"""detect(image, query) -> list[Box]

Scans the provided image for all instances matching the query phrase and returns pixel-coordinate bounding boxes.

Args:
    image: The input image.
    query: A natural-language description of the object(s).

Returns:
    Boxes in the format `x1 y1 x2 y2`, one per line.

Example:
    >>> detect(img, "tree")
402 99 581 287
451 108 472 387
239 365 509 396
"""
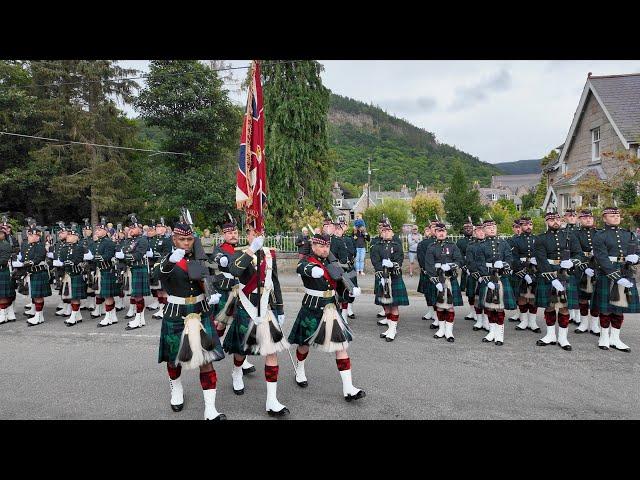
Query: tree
363 199 409 233
521 191 536 211
488 203 515 235
443 163 485 231
496 198 517 215
287 206 327 233
260 60 332 230
411 193 444 229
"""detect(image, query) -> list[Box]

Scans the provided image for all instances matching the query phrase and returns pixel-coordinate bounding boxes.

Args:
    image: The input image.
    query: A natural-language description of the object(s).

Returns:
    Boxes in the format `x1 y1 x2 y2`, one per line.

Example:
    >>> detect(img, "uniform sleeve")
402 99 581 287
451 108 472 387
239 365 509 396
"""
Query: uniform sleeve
424 244 437 278
500 241 513 269
452 244 463 268
29 243 47 264
370 245 382 272
127 237 148 262
593 230 621 279
229 250 254 277
534 236 555 276
570 232 584 267
270 254 284 316
392 240 404 267
476 245 490 277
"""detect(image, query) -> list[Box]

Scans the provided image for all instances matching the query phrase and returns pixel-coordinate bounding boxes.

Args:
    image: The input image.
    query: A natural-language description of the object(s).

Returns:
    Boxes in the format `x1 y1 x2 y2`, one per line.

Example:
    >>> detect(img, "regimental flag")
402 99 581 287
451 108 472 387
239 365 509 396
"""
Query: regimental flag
236 60 267 234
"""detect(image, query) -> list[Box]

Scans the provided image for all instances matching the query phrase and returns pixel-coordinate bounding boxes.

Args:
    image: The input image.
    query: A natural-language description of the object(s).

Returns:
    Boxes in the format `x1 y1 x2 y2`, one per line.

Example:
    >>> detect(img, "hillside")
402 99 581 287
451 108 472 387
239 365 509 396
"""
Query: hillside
494 159 542 175
327 93 501 191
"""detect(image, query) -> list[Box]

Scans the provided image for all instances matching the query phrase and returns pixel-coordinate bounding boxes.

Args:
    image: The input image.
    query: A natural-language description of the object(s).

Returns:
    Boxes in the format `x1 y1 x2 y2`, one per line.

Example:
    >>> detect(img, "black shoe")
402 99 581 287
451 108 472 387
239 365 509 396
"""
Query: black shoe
434 334 443 339
7 318 16 323
590 331 600 336
24 313 36 318
206 414 227 420
171 403 184 412
598 345 609 350
536 340 556 346
242 366 256 375
267 407 290 417
560 344 572 351
348 314 356 319
472 326 482 331
508 317 519 322
125 314 136 319
610 345 630 352
482 338 492 343
379 333 387 338
429 324 438 329
116 307 124 312
529 327 541 333
233 388 244 395
446 337 455 343
515 325 527 331
296 380 308 388
495 341 503 346
376 320 387 326
385 336 394 342
376 312 386 318
464 315 474 320
345 390 366 402
574 328 587 334
124 324 142 331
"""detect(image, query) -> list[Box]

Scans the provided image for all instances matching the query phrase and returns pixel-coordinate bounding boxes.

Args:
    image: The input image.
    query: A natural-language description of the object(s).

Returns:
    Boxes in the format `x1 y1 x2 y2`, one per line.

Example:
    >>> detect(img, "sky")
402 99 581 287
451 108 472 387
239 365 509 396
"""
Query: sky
118 60 640 165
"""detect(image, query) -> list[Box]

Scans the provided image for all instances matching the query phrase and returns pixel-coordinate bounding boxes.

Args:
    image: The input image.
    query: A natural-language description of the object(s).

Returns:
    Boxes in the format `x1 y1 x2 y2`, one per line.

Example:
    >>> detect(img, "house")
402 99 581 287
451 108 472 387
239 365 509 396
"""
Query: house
331 182 418 222
473 181 524 211
542 72 640 213
491 174 540 195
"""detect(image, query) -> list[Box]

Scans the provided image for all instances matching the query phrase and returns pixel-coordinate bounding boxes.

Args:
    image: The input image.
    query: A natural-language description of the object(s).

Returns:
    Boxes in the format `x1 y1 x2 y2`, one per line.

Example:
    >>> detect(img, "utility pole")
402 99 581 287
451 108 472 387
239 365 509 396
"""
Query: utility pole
367 157 379 210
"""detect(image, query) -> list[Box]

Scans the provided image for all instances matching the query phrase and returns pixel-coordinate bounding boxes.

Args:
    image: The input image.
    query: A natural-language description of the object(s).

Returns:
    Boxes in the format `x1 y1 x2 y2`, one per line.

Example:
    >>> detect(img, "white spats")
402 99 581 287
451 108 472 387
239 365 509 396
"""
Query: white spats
169 378 184 409
377 318 388 326
56 302 64 311
473 314 483 330
590 316 601 334
91 303 104 318
27 311 44 326
203 389 222 420
431 318 439 329
232 366 244 394
79 299 88 310
152 304 165 319
483 323 495 342
609 328 630 352
347 303 354 317
125 303 136 318
114 296 124 310
139 310 146 326
422 306 434 320
482 314 490 331
384 320 397 341
575 313 589 333
65 310 82 326
295 360 307 385
495 324 504 345
98 310 117 327
434 319 445 339
241 358 254 371
377 309 386 318
265 381 288 414
516 311 528 330
6 304 16 321
86 296 96 311
598 327 610 349
572 311 581 326
26 304 36 316
444 321 454 342
339 369 362 397
537 324 557 345
0 308 7 324
125 312 144 330
527 312 539 331
147 297 160 310
557 327 572 350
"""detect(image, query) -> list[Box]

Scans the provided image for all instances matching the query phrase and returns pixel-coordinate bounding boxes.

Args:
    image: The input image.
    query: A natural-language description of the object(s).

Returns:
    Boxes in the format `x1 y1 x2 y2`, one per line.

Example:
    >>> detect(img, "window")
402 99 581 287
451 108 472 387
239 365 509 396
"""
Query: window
333 198 343 208
490 193 498 201
592 127 600 161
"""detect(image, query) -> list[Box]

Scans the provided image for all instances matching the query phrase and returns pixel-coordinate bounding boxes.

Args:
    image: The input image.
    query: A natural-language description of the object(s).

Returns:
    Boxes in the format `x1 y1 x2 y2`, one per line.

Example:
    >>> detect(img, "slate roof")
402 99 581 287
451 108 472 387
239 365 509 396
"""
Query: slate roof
589 73 640 145
552 164 607 187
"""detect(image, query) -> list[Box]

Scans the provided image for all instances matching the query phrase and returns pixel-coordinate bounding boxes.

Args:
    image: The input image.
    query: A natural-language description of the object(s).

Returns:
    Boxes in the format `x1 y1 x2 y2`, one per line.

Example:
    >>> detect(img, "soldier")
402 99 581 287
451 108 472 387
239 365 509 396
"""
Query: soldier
534 210 582 351
80 220 97 312
158 222 226 420
425 222 464 342
0 224 16 325
507 219 522 322
591 206 639 352
113 224 127 311
372 220 388 320
332 221 359 321
574 209 601 335
116 216 151 330
222 226 290 417
456 220 474 321
288 233 365 402
417 221 438 326
340 221 358 319
211 217 256 376
14 225 52 326
56 224 91 326
563 208 581 324
150 218 173 319
370 219 409 341
510 217 540 333
467 221 488 331
92 218 121 327
475 219 516 346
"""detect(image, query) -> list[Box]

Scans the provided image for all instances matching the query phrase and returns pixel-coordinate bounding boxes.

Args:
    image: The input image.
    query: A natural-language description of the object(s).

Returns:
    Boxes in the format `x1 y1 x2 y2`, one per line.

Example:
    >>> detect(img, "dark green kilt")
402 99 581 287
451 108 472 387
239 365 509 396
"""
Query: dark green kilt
98 269 122 298
591 274 640 314
0 268 15 298
62 273 87 300
535 275 579 309
288 304 354 346
158 300 224 364
477 275 517 310
426 276 464 307
509 274 521 294
29 270 52 298
222 299 284 356
460 269 468 293
374 274 410 306
130 266 150 297
424 281 436 306
417 271 427 294
466 275 477 301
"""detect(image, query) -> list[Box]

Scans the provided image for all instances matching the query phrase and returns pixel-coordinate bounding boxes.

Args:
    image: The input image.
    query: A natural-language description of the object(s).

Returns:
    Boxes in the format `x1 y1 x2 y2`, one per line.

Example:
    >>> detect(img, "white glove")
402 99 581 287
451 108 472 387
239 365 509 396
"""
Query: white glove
47 252 54 259
53 259 63 267
277 314 285 327
218 256 228 268
440 263 451 272
146 249 154 258
253 315 264 326
585 268 595 277
350 287 361 297
83 251 94 261
11 260 24 268
115 251 125 260
524 274 533 285
311 266 324 278
493 260 504 269
529 257 537 265
169 248 185 263
477 276 485 283
249 236 264 252
208 293 222 305
382 259 393 268
625 254 639 264
17 253 22 261
552 279 565 291
560 260 573 269
617 278 633 289
436 283 444 292
379 277 386 287
487 281 496 290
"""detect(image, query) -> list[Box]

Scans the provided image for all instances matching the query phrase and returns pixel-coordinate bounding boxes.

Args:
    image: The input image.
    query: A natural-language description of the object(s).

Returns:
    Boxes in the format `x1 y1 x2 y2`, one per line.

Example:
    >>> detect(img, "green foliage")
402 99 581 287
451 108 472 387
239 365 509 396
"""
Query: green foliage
443 163 486 231
614 180 637 208
496 198 517 215
488 203 516 235
521 191 536 211
287 206 326 233
533 175 548 208
363 199 409 233
411 193 444 230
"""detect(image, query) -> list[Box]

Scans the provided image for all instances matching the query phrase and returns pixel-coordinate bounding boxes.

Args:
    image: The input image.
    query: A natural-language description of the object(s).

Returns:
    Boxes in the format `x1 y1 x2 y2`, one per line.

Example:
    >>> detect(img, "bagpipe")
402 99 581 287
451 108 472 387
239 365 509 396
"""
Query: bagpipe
379 241 394 305
610 235 636 308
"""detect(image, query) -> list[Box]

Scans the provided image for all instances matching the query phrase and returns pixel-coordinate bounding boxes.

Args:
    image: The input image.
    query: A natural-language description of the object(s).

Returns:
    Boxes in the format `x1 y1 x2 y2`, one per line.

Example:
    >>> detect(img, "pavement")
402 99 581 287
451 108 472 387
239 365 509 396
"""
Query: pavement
1 272 639 420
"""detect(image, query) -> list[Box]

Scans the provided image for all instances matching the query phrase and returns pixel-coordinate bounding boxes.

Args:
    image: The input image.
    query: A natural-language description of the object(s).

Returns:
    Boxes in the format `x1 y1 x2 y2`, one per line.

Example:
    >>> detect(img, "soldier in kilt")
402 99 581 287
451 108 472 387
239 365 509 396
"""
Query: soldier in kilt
426 222 464 343
475 219 516 346
468 221 489 331
417 221 438 326
510 217 540 333
211 218 257 376
340 220 358 319
57 224 90 326
331 221 359 322
158 222 226 420
113 226 127 311
1 221 18 323
80 221 97 312
288 233 366 403
371 220 389 320
574 209 601 335
563 209 581 324
534 211 583 351
370 220 409 342
149 218 172 319
223 226 290 417
591 206 639 352
456 220 474 321
507 220 523 322
116 217 151 330
14 226 52 326
0 225 17 325
92 218 121 327
144 223 161 313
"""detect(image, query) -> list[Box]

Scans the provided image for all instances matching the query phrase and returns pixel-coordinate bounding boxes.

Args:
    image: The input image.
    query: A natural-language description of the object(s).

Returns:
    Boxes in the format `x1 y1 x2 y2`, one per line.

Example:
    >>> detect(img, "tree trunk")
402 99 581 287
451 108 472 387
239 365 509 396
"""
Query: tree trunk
91 183 98 226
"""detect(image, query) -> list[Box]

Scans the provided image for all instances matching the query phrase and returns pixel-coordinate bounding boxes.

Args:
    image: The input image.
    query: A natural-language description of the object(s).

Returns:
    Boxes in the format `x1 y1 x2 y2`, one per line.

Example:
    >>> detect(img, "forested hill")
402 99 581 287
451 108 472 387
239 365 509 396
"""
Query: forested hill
327 93 501 191
493 159 542 175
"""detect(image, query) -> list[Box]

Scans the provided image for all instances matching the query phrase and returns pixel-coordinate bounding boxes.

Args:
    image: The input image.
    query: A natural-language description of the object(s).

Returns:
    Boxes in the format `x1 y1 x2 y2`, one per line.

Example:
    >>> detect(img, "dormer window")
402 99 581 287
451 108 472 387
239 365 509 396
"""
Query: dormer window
333 198 343 208
592 127 600 161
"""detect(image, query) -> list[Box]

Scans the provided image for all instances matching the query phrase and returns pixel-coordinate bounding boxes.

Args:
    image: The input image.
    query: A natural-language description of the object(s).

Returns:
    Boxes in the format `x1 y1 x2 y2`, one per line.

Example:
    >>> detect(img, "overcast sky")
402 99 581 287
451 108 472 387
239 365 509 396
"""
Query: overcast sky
118 60 640 164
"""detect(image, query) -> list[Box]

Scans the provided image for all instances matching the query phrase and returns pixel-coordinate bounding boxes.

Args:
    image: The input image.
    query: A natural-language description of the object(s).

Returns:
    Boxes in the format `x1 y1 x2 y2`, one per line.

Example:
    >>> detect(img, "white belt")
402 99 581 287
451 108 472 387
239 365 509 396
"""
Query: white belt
167 294 205 305
304 288 335 298
547 259 561 265
519 257 531 262
609 256 626 262
486 263 497 267
221 272 234 279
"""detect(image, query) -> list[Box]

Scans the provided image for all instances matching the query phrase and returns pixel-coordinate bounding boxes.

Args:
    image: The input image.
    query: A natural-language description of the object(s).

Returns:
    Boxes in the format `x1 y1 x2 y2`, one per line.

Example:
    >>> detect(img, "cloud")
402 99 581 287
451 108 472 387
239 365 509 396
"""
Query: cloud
377 96 438 115
448 68 512 112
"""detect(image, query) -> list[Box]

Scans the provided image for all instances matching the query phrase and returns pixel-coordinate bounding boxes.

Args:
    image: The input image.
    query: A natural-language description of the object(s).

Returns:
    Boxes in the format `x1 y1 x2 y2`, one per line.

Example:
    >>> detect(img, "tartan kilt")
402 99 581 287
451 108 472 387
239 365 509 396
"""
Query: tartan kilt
509 274 521 294
98 269 122 298
477 275 517 310
0 268 15 298
158 300 224 364
591 274 640 314
426 276 464 307
374 274 410 306
288 304 353 347
460 269 468 293
535 275 579 310
417 271 427 294
211 289 231 317
61 273 87 300
28 270 52 298
222 300 288 356
424 281 436 306
129 266 150 297
466 275 477 301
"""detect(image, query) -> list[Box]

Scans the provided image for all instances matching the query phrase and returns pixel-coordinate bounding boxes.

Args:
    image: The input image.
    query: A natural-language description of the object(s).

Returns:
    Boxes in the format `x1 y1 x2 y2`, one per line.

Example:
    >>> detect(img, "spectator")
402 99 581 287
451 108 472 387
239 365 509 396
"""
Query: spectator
107 222 115 236
407 225 423 276
201 228 215 257
353 224 370 275
295 227 311 259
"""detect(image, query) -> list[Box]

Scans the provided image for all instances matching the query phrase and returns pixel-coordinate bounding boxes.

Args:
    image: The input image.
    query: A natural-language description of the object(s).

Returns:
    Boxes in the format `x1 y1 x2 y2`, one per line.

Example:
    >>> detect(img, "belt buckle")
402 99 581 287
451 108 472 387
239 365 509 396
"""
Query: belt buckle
185 295 197 305
324 290 333 298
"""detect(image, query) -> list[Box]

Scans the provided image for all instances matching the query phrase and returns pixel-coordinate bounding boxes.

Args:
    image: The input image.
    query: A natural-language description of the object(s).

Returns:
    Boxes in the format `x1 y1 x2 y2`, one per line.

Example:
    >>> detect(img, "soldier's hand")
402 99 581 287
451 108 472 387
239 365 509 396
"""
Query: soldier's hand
560 260 573 269
17 252 22 261
436 282 444 292
529 257 537 266
53 259 63 267
115 251 125 260
524 274 533 284
218 256 229 268
440 263 451 272
169 248 185 263
382 259 393 268
83 251 94 261
625 254 639 264
487 281 496 290
585 268 595 277
551 279 565 292
493 260 504 269
11 260 24 268
47 252 54 259
208 293 222 305
311 266 324 278
146 249 154 258
617 278 633 289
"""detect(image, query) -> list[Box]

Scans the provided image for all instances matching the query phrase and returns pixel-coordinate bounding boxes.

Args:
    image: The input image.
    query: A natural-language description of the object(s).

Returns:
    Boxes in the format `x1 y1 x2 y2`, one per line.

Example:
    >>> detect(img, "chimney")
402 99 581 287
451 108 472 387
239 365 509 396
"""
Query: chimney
588 72 592 78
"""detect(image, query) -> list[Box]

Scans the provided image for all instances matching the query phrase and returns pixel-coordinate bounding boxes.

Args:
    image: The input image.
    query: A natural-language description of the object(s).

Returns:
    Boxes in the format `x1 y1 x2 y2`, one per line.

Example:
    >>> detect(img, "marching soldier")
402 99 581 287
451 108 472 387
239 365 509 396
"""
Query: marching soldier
0 224 16 325
370 219 409 342
113 224 127 311
468 221 489 332
50 223 72 317
591 206 639 352
149 218 173 319
418 220 438 326
563 208 581 324
340 221 358 319
56 223 91 326
475 219 516 346
92 218 121 327
510 217 540 333
331 221 359 322
574 209 601 335
222 226 290 417
534 210 582 351
80 220 97 312
158 222 226 420
288 233 366 402
425 222 464 342
507 220 522 322
456 220 474 321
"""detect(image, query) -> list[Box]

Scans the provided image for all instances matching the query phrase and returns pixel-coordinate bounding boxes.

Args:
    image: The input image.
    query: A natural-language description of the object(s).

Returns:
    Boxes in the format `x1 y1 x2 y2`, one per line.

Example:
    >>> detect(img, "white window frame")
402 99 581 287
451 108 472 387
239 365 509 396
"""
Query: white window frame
490 193 498 201
592 127 601 162
333 198 343 208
